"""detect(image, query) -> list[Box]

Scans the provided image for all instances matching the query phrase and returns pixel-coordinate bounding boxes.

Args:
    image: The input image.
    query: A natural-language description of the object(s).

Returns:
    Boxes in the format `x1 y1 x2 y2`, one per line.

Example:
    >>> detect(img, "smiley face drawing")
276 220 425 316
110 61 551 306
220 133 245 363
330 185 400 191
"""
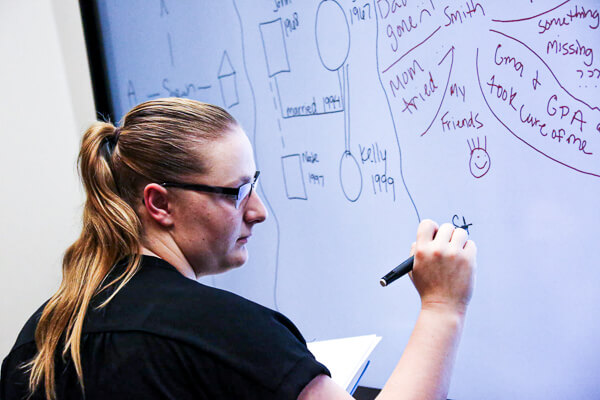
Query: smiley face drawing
468 136 491 178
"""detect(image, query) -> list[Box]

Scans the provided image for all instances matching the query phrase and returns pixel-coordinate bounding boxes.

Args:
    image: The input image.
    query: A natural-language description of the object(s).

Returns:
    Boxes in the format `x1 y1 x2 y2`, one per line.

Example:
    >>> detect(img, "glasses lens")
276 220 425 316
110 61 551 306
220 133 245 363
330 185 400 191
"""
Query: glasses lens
235 173 259 209
236 182 252 209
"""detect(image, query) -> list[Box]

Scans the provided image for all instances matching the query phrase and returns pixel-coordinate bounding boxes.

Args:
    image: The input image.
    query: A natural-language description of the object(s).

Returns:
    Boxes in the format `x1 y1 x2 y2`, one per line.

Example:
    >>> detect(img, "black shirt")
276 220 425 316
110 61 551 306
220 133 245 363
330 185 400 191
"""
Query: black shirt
1 256 329 399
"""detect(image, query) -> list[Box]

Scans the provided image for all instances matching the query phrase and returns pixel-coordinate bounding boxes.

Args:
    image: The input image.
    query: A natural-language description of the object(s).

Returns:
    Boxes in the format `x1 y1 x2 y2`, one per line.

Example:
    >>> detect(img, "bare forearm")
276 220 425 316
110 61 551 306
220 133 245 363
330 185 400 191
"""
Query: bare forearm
377 307 466 400
300 221 475 400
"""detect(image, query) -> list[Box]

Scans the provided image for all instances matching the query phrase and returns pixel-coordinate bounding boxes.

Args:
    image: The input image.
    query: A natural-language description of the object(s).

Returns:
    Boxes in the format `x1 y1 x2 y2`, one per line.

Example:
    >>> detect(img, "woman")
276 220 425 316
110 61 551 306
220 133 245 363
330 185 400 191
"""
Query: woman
1 98 476 399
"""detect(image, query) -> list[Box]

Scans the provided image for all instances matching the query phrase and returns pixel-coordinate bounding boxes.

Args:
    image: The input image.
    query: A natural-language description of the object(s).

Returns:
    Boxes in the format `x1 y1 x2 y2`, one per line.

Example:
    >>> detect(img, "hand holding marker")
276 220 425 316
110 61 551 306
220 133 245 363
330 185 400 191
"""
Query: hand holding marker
380 223 472 287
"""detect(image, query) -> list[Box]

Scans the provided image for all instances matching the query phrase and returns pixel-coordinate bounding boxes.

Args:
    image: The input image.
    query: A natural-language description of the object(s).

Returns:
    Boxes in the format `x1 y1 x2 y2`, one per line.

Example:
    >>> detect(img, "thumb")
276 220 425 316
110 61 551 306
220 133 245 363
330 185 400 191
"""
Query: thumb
408 242 416 282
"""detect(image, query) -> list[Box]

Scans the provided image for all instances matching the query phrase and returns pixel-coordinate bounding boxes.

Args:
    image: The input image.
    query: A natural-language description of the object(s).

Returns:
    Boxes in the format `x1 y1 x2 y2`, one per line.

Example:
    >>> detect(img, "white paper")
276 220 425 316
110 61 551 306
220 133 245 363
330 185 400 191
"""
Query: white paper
307 334 381 392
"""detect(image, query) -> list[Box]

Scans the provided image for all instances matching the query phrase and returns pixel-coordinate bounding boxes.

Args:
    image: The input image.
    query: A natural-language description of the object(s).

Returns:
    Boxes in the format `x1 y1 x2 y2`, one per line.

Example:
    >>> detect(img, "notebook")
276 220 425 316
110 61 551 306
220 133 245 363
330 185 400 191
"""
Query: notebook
307 334 382 394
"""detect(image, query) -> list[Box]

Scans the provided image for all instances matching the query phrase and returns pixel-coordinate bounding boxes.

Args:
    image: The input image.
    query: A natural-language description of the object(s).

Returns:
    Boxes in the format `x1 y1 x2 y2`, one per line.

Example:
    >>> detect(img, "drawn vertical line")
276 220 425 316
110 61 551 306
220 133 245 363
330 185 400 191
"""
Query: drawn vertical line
274 76 286 119
337 68 348 151
232 0 282 311
374 0 420 221
346 63 351 151
167 33 175 67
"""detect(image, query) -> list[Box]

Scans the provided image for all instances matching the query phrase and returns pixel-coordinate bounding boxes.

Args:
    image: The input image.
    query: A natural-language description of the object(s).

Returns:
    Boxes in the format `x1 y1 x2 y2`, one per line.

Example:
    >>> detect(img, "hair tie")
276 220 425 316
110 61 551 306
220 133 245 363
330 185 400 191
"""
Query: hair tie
113 127 122 144
102 127 122 159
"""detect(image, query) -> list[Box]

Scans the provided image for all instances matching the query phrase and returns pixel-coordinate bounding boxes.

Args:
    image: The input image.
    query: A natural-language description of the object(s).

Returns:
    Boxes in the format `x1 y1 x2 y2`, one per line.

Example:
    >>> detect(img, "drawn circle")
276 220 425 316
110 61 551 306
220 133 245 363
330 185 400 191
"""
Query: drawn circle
469 148 491 178
315 0 350 71
339 151 362 202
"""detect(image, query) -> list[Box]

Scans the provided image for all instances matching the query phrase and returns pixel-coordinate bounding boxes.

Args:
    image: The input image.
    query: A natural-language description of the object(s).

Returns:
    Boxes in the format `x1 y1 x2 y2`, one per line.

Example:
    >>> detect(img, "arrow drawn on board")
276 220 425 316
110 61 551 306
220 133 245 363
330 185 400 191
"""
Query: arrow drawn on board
421 46 455 136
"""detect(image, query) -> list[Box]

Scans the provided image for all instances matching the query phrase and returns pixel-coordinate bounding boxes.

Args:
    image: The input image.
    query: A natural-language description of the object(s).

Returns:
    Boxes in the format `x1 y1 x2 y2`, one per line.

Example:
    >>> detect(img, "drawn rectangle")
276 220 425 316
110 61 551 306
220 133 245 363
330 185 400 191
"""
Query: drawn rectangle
259 18 291 77
281 154 307 200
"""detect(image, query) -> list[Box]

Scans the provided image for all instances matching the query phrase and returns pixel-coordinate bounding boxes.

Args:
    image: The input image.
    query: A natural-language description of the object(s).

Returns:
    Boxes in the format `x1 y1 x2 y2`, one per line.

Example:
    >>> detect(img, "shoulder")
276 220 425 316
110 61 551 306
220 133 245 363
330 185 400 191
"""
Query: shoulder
8 301 47 351
87 256 329 395
88 256 302 343
1 303 47 400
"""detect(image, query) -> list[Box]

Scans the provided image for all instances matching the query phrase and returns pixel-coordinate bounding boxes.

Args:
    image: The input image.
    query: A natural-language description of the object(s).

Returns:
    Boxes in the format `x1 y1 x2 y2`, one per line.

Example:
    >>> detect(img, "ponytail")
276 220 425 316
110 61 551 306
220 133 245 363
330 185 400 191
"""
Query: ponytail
25 98 237 400
26 122 143 400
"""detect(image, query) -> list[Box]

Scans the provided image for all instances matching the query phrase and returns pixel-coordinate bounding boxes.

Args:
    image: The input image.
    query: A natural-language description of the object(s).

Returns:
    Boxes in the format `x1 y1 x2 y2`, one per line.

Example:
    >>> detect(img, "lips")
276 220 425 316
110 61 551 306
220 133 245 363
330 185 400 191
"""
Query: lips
237 234 251 243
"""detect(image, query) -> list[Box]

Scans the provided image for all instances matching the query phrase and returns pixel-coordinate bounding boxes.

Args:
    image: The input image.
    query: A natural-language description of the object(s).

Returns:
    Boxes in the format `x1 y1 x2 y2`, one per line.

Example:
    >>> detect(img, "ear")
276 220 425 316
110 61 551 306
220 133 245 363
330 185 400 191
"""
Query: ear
143 183 174 227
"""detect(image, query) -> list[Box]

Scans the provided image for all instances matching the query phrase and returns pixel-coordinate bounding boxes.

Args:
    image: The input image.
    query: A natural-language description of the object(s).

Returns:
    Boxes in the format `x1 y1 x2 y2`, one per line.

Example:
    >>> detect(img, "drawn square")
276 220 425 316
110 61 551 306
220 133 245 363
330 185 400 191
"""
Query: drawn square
219 73 239 108
259 18 291 77
281 154 307 200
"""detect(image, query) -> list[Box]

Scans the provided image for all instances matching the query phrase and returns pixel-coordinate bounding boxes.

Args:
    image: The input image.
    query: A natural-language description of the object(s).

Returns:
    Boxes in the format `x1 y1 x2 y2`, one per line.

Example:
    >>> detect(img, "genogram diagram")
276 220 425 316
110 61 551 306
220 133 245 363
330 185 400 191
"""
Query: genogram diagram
250 0 600 309
118 0 600 212
259 1 370 203
119 2 600 313
106 1 600 394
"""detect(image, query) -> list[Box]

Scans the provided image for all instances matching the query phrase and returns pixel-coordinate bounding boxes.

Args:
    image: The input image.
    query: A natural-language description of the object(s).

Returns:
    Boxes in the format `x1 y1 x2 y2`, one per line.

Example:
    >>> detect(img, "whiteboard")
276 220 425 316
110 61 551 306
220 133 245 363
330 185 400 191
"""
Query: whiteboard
93 1 600 398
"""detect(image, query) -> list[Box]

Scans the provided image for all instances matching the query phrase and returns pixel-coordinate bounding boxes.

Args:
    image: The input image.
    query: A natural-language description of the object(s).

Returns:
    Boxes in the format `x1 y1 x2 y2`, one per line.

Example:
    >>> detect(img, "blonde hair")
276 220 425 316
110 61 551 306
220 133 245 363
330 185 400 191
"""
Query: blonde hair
26 98 237 399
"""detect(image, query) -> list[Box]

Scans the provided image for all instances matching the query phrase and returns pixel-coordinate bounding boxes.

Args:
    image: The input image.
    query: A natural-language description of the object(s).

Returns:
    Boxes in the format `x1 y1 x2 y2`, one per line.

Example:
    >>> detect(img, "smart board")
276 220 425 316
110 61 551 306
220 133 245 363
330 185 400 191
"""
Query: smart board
85 1 600 398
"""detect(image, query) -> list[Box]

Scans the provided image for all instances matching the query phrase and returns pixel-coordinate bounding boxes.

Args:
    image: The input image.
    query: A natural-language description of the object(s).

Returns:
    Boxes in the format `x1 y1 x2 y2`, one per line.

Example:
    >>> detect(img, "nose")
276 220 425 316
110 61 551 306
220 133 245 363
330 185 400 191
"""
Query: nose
244 188 268 224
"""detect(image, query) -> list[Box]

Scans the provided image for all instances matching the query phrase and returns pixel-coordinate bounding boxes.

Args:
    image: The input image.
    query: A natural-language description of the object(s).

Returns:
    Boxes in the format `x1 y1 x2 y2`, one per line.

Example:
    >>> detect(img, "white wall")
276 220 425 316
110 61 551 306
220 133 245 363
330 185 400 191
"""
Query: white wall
0 0 95 357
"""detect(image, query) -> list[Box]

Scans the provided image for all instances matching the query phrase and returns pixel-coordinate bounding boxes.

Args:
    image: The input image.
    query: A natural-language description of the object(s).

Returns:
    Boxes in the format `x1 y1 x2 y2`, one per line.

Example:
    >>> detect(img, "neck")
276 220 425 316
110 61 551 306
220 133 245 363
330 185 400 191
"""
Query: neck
140 236 197 281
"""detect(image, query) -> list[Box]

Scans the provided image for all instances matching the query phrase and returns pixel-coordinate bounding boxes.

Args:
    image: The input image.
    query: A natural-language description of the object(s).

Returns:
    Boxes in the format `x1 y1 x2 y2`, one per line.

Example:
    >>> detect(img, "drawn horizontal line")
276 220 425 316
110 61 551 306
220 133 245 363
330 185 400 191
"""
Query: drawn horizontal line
281 109 344 119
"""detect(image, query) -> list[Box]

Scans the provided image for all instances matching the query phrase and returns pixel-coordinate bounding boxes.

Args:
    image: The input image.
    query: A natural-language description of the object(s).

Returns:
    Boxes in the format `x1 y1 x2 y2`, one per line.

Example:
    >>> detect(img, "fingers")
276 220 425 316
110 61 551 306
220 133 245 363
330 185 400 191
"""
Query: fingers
410 219 477 313
463 239 477 260
450 227 469 249
416 219 438 244
433 223 455 243
418 220 469 248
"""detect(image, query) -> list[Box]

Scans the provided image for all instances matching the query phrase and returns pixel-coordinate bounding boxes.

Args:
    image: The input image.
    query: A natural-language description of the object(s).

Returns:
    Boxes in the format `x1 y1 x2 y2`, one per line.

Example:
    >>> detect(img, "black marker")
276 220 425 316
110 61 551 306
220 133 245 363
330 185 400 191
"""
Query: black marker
379 224 472 287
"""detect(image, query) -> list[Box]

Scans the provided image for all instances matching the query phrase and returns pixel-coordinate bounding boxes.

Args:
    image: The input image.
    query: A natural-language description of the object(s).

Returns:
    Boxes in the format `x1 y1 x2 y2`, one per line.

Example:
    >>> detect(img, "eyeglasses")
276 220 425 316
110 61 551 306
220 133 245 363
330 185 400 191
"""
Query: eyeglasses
161 171 260 209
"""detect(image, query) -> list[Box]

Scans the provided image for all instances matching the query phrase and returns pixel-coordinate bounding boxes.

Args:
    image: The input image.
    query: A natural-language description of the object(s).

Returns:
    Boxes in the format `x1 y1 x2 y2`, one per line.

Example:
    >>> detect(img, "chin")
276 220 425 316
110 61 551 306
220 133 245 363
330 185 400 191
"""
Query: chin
223 249 248 271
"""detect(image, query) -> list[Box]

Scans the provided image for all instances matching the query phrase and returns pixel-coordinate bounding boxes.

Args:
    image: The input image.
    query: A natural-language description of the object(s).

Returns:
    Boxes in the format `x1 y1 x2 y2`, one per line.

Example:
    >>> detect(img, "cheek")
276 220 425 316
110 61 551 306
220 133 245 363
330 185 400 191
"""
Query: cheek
218 211 243 240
